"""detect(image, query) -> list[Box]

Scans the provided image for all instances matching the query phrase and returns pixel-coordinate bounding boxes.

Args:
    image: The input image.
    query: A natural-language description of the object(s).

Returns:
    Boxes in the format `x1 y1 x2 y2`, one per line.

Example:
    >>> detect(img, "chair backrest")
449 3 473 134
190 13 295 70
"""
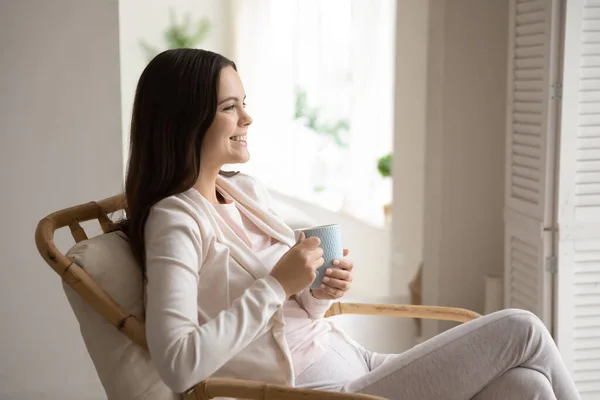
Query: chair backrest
35 195 178 399
35 195 146 348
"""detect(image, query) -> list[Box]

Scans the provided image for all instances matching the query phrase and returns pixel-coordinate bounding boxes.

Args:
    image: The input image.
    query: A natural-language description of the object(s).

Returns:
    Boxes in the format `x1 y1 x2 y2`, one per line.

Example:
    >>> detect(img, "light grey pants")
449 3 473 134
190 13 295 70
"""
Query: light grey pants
296 309 581 400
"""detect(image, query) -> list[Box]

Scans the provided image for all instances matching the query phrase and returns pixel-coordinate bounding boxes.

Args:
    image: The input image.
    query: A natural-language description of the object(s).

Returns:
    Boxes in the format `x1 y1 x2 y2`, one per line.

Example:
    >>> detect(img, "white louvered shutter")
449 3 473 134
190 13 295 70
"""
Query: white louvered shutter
556 0 600 397
504 0 561 328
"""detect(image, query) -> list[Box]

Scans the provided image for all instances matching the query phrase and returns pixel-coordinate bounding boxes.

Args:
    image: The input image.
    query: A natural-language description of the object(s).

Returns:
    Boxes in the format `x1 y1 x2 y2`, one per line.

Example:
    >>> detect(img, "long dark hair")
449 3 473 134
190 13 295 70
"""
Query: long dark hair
119 48 237 274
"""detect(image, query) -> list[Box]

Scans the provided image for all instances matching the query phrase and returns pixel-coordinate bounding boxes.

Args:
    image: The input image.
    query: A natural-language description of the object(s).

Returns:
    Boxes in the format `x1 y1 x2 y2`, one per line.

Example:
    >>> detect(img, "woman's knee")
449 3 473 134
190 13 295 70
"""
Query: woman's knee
488 308 551 344
473 368 554 399
489 308 544 326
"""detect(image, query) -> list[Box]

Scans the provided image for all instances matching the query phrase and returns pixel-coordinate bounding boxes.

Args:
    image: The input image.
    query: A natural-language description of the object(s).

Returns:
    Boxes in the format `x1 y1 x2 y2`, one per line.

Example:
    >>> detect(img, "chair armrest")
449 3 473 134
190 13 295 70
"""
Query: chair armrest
183 378 385 400
325 302 481 323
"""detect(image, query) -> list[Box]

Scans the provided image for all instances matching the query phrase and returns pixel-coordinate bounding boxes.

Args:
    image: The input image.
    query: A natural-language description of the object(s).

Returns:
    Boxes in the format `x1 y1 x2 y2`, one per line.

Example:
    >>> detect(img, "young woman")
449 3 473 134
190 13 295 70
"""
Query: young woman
122 48 581 400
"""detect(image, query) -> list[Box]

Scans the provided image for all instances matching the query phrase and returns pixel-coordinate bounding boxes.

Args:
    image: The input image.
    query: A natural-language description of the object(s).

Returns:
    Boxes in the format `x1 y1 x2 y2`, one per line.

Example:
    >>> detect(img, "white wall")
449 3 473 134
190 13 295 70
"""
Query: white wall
422 0 508 337
0 1 122 398
390 0 430 297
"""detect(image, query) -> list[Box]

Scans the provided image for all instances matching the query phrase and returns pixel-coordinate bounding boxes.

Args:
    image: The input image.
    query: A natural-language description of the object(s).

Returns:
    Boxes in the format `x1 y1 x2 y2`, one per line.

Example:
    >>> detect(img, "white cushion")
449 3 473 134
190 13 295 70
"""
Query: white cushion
64 231 179 400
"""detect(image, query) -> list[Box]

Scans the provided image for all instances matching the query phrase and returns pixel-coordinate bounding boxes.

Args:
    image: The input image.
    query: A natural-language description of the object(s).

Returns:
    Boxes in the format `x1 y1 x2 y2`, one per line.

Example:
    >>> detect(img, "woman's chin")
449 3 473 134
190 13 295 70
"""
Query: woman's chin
228 152 250 165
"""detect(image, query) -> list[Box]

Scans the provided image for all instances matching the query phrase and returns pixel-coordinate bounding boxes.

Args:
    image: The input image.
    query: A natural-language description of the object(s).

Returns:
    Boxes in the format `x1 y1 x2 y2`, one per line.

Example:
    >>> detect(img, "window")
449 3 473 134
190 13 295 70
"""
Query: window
230 0 396 227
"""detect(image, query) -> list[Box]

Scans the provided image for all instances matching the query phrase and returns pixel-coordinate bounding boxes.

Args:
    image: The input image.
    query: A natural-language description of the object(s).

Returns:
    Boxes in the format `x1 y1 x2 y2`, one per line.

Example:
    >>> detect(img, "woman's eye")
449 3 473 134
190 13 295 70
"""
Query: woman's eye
243 102 247 108
223 104 235 111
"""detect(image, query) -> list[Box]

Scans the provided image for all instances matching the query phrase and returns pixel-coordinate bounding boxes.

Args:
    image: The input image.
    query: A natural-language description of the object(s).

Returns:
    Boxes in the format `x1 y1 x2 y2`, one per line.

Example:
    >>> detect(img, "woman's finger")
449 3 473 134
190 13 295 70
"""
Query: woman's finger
332 258 353 271
325 268 352 281
322 286 344 298
343 249 349 257
321 277 351 291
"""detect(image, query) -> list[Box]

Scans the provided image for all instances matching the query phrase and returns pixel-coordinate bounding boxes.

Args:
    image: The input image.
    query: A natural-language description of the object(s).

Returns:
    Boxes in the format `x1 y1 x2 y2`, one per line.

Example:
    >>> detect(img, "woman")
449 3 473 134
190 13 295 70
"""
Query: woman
123 48 580 400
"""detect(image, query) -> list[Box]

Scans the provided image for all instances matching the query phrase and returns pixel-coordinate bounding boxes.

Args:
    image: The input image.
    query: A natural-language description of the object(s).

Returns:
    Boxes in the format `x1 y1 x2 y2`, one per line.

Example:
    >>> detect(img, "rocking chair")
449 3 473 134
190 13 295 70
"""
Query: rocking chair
35 194 480 400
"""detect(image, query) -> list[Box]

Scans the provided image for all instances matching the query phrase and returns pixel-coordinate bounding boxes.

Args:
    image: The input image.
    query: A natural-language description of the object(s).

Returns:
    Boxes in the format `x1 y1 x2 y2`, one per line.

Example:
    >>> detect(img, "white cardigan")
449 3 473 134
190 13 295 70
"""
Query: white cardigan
143 174 339 394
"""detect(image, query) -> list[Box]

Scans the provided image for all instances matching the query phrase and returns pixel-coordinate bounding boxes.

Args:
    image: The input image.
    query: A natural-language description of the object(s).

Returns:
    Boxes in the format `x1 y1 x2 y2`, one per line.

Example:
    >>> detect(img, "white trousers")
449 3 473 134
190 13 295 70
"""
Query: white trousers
295 309 581 400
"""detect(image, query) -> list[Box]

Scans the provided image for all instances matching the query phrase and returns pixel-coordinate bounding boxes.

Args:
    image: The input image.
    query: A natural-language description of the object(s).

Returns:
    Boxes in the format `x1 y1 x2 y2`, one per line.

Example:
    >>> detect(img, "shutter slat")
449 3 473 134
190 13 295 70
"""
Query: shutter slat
514 112 543 124
516 33 546 47
583 43 600 55
511 277 540 304
513 154 541 169
513 175 541 193
577 148 600 160
580 78 600 90
516 22 545 36
514 143 542 158
513 186 539 203
579 137 600 148
582 55 600 66
515 68 544 80
581 67 600 79
514 90 544 103
575 194 600 206
584 20 600 31
516 10 546 25
576 183 600 195
516 45 545 58
579 114 600 125
576 171 600 184
583 31 600 43
516 0 545 13
514 79 544 91
513 164 542 181
574 314 600 328
584 8 600 19
579 100 600 112
516 57 546 69
515 101 543 113
513 122 542 135
514 132 542 147
577 160 600 170
580 126 600 137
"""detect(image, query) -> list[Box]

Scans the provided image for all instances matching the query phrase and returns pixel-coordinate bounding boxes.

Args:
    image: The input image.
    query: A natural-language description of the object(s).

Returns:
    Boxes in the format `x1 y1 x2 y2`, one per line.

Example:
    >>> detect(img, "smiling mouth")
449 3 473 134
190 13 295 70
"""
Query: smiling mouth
230 136 247 142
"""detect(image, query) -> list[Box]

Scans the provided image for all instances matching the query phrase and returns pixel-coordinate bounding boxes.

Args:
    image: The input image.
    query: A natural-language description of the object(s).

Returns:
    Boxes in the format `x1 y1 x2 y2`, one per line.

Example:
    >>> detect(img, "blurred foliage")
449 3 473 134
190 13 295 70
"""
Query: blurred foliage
294 88 350 148
140 8 211 61
377 153 392 178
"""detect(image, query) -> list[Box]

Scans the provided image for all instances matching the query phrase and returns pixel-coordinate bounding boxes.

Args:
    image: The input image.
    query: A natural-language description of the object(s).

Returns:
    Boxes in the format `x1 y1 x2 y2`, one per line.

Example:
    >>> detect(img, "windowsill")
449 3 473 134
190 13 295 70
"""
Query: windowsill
268 186 390 231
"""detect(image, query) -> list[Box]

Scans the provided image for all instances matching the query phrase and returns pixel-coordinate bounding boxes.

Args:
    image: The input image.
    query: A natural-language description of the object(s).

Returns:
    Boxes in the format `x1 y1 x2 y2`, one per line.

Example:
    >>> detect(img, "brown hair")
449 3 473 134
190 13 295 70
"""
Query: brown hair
119 48 237 275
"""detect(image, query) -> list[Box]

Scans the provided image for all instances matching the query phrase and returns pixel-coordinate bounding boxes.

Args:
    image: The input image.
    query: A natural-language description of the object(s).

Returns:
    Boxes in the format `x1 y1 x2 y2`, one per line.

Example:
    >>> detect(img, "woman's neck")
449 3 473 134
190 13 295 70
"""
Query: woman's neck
194 168 222 204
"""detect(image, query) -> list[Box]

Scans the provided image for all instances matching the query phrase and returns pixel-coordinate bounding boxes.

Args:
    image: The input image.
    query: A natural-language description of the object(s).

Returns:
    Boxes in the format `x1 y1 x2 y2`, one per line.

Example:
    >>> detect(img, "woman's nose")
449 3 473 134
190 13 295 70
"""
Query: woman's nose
240 109 253 127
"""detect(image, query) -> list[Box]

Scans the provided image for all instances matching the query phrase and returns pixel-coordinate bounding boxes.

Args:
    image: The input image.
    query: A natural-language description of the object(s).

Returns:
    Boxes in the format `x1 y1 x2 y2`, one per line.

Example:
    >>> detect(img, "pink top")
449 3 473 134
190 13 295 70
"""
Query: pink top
213 198 331 377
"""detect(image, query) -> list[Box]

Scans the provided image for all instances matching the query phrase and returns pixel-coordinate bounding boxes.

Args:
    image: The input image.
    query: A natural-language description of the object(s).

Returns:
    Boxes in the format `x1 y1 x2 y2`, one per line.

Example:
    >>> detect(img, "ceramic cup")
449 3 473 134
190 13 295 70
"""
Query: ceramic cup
294 224 343 289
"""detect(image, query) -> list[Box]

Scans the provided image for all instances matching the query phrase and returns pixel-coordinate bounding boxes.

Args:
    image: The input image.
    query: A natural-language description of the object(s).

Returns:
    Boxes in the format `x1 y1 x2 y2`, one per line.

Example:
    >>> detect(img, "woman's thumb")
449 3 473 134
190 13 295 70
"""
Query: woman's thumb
296 231 305 244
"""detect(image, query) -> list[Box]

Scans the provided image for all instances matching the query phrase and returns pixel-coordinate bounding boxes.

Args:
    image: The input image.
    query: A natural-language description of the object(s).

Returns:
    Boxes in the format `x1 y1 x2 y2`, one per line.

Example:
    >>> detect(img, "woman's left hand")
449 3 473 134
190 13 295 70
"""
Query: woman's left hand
311 249 353 300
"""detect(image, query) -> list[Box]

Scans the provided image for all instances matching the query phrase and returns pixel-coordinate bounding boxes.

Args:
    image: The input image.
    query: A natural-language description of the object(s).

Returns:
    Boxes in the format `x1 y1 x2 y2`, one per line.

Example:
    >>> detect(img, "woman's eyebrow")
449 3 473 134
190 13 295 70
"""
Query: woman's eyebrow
218 95 247 105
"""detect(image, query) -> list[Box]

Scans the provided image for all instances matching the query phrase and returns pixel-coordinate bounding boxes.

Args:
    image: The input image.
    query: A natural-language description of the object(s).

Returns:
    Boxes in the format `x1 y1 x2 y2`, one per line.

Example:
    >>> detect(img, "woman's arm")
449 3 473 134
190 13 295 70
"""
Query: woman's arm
144 198 286 393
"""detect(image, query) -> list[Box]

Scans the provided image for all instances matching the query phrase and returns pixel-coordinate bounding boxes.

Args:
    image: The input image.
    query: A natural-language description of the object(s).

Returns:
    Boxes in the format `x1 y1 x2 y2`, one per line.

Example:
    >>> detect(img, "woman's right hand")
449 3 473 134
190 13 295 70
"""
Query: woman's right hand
270 232 324 297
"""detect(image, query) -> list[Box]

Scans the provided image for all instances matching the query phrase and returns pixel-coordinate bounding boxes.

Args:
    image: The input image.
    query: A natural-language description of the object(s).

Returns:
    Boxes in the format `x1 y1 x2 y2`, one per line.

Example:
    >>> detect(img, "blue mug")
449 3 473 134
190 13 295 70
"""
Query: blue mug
294 224 343 289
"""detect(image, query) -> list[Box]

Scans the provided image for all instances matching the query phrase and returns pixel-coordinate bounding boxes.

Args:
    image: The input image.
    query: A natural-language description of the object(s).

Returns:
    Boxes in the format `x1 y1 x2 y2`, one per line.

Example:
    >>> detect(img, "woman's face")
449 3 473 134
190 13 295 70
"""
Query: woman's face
201 66 253 171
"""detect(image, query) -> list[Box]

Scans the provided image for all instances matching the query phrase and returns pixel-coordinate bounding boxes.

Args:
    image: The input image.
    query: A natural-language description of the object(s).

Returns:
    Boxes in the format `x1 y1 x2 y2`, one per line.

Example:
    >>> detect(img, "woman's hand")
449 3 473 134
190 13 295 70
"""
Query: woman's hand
311 249 353 300
270 232 324 297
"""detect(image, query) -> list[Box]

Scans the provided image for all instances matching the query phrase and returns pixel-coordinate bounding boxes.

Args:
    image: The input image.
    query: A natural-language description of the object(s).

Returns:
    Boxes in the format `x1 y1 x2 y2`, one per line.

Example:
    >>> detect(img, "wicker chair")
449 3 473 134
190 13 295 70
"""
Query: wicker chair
35 194 481 400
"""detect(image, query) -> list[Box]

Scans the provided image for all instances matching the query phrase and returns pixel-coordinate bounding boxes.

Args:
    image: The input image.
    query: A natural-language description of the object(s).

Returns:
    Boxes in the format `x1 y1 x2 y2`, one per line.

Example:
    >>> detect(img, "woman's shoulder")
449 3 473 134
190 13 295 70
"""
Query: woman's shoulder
147 192 208 232
224 172 271 205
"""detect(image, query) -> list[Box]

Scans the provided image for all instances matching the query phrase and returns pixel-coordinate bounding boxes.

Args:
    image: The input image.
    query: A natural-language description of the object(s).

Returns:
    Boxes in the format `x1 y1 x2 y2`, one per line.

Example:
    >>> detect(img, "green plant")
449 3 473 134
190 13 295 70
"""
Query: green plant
139 8 211 61
294 88 350 148
377 153 392 178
